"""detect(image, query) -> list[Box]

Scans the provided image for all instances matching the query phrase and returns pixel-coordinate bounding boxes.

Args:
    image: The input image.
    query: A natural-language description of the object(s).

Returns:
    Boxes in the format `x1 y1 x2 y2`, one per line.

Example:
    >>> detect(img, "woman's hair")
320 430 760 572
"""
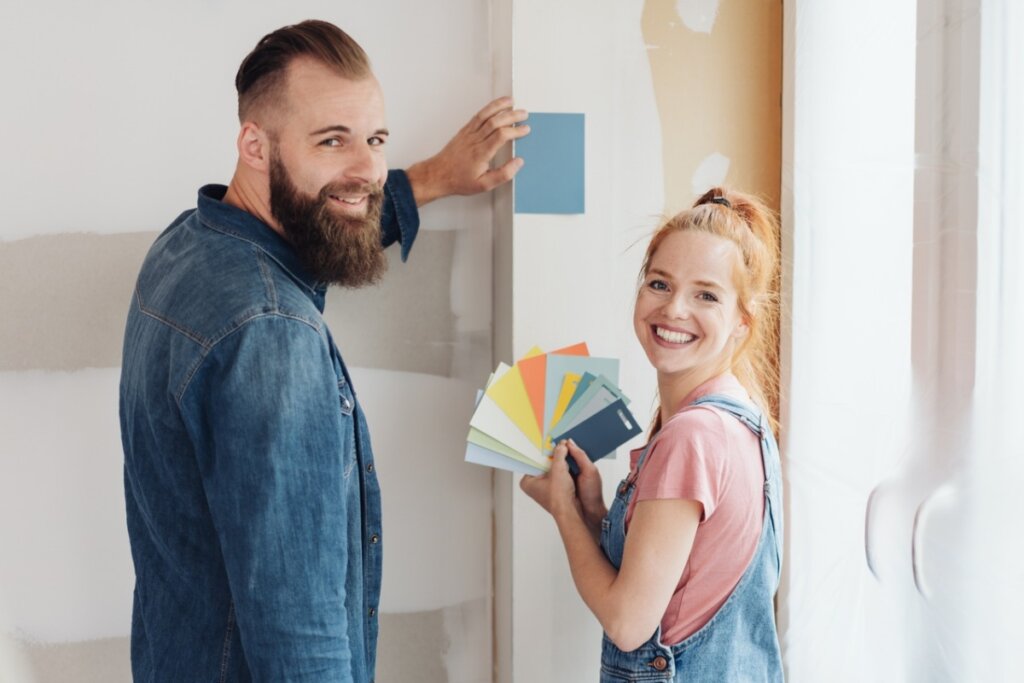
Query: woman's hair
640 187 781 433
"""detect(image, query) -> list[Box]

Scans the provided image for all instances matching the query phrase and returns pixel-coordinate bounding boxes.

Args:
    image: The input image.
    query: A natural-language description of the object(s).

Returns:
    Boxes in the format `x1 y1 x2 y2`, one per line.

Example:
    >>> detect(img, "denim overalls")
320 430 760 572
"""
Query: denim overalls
598 394 784 682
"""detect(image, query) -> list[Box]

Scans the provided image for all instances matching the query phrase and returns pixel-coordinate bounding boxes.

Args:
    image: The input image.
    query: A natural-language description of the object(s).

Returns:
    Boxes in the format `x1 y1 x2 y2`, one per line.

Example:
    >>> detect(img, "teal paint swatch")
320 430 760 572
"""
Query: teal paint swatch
514 112 585 214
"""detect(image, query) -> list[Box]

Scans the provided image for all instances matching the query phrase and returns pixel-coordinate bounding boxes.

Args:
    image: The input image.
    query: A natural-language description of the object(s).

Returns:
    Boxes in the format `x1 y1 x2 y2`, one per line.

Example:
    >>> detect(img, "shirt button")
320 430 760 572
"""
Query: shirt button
370 533 379 544
368 607 376 617
651 656 668 671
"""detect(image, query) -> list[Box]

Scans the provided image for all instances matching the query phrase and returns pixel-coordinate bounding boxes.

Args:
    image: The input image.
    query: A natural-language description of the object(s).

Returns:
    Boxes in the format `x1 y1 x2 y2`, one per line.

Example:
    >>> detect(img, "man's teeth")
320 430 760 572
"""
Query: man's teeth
332 196 362 205
655 327 695 344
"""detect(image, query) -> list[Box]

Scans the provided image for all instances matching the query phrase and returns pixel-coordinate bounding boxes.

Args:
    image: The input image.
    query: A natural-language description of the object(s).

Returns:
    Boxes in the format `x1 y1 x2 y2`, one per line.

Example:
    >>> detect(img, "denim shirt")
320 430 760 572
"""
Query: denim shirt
120 172 418 682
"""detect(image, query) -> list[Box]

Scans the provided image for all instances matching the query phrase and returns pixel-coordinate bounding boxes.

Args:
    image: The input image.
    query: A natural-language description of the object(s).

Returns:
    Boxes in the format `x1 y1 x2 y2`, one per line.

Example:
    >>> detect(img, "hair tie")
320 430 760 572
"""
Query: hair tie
709 196 732 209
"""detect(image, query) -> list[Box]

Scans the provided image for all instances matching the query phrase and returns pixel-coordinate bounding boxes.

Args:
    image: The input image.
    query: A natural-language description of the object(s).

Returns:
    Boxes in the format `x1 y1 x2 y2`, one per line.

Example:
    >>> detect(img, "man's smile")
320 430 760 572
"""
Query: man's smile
328 193 368 209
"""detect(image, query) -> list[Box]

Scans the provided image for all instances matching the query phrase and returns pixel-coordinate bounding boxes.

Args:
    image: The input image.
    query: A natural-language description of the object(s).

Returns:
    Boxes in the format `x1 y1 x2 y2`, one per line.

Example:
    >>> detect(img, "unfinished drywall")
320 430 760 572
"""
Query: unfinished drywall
0 1 497 681
643 0 782 213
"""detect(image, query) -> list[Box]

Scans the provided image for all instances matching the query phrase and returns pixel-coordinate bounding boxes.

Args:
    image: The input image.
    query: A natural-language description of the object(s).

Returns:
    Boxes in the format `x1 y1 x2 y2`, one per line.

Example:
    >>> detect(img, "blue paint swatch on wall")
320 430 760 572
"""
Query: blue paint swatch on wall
514 112 585 214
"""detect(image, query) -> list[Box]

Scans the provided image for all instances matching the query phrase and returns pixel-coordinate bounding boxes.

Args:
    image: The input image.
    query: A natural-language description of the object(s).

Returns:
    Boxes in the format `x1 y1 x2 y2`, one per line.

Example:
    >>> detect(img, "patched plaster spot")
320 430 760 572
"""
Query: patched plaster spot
675 0 722 34
692 152 731 195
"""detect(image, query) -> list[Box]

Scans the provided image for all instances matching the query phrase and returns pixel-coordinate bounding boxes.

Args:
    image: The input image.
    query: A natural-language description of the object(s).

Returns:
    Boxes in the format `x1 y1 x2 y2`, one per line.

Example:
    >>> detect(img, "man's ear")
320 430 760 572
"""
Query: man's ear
237 121 271 172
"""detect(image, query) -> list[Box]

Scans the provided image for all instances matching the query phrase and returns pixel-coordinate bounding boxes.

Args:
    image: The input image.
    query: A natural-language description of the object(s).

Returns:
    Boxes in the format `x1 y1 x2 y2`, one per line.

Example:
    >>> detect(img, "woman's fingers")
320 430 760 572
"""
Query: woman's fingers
565 438 595 473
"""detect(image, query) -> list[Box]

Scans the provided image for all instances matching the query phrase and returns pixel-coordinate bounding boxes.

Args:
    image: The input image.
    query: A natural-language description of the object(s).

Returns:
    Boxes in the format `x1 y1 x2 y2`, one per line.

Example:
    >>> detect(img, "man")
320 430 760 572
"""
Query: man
119 20 527 681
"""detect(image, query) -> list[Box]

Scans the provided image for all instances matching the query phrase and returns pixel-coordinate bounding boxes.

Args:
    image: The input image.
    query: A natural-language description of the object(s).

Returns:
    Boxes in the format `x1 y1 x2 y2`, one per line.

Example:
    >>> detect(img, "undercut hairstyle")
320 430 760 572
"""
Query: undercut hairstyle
235 19 372 124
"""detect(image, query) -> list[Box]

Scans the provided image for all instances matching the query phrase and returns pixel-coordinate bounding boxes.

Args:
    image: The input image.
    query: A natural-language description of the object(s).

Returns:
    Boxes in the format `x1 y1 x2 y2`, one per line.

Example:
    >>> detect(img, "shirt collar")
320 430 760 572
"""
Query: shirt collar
195 184 327 297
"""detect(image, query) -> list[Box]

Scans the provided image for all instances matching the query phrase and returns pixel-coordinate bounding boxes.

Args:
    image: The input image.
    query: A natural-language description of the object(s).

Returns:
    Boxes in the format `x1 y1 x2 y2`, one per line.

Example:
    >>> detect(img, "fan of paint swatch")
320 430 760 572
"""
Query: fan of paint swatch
465 342 642 475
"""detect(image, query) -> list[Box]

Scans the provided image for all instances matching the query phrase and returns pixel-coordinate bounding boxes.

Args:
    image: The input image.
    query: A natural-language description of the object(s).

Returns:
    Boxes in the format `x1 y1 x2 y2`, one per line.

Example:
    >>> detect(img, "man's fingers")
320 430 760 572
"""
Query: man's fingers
475 157 524 192
468 123 529 173
482 108 529 133
485 121 530 147
471 96 516 132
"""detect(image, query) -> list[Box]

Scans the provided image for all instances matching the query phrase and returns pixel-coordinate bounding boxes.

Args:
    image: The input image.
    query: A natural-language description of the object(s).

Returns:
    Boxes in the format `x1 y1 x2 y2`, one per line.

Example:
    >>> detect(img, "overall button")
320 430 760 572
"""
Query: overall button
370 533 380 544
618 485 627 496
367 463 375 474
368 607 376 617
650 656 668 671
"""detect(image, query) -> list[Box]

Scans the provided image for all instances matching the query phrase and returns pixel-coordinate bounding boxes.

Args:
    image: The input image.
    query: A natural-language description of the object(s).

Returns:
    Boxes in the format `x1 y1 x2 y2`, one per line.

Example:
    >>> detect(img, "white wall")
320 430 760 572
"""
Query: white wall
500 1 664 680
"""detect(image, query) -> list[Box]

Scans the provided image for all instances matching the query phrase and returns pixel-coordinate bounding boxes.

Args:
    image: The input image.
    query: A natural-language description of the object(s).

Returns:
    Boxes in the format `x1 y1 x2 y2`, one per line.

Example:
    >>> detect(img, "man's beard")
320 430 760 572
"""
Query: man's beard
269 152 386 288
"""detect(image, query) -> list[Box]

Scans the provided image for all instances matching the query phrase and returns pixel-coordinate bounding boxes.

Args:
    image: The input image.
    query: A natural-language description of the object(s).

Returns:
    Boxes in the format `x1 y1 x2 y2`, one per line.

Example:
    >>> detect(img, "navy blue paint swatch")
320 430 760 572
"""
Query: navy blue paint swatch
556 398 642 476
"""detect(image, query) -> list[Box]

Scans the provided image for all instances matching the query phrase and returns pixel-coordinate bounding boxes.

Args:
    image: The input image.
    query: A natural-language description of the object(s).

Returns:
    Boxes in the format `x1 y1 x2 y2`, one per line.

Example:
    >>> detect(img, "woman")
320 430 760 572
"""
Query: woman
521 187 784 681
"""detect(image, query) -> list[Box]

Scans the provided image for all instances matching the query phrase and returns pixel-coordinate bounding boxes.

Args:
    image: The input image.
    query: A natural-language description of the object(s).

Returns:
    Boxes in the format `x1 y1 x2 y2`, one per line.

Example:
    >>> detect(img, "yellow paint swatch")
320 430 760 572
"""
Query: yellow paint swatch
545 372 582 450
484 347 545 449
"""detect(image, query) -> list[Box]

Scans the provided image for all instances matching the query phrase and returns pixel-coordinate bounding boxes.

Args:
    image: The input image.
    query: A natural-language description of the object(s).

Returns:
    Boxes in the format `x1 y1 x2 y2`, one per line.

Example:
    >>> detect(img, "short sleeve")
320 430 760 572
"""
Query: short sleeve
632 407 731 521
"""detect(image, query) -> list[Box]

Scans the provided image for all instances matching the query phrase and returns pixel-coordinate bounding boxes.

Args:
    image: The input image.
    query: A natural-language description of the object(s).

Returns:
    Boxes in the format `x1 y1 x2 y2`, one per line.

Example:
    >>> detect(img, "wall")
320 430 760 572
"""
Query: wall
0 1 496 680
0 1 784 680
498 0 782 680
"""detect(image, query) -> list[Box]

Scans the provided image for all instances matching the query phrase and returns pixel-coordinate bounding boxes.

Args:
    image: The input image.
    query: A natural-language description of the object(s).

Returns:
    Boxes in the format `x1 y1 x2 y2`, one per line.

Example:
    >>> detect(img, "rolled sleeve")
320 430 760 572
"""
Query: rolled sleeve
181 315 354 681
381 168 420 261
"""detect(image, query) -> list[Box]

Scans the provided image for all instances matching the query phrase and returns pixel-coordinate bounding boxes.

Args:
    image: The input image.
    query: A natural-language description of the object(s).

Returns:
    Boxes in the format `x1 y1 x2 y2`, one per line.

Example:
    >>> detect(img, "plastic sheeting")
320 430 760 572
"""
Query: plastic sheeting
781 1 1024 681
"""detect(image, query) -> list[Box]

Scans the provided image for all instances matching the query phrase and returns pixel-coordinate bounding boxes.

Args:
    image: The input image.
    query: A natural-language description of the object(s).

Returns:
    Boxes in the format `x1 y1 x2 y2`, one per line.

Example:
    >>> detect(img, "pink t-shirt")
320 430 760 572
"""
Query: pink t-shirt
624 373 766 646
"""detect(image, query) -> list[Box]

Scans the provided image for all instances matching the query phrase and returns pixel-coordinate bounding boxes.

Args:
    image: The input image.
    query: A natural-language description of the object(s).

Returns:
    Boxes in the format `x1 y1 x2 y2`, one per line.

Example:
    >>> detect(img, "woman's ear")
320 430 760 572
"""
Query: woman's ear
733 304 754 340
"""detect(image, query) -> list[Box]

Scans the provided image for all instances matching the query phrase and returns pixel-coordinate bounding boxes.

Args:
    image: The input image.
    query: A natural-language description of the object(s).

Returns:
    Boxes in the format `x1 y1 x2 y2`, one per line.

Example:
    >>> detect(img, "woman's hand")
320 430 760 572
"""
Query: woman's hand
566 439 607 532
519 440 581 521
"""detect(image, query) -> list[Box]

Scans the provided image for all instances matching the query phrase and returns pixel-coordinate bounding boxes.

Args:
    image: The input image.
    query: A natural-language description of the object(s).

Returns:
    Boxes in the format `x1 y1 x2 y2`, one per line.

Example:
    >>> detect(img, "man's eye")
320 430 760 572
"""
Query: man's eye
320 138 341 147
368 136 387 147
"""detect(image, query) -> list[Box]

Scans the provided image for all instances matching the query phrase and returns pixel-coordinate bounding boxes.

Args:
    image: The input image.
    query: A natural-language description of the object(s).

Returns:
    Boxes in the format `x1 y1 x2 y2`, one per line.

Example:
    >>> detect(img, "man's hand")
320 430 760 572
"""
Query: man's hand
405 97 529 206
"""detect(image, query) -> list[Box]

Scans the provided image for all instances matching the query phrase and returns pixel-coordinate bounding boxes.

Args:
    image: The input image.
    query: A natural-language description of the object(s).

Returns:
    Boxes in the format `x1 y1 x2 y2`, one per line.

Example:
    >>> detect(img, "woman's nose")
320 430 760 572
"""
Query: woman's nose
661 294 691 319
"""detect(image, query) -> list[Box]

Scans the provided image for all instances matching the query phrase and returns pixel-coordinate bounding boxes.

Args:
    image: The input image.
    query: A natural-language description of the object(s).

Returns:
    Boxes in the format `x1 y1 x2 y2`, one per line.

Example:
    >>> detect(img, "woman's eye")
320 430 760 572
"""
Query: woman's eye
648 280 668 292
699 291 719 303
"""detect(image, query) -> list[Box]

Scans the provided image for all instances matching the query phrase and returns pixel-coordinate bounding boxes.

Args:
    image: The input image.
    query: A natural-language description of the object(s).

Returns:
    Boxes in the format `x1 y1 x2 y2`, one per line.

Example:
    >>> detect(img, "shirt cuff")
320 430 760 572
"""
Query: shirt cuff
382 169 421 262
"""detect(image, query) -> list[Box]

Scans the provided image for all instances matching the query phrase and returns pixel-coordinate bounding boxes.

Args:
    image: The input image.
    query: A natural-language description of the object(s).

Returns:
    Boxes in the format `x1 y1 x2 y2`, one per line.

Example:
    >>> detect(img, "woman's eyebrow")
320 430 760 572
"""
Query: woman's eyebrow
693 279 725 291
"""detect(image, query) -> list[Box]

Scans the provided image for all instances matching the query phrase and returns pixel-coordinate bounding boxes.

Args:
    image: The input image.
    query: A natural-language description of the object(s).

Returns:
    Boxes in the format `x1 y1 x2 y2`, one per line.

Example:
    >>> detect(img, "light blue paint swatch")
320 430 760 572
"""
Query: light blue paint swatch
514 112 585 214
543 355 618 442
465 442 545 476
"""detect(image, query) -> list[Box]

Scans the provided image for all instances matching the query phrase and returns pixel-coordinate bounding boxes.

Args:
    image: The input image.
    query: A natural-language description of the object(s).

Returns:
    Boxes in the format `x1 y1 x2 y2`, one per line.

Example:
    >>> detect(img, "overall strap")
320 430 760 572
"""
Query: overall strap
690 393 784 566
691 393 765 437
633 439 656 472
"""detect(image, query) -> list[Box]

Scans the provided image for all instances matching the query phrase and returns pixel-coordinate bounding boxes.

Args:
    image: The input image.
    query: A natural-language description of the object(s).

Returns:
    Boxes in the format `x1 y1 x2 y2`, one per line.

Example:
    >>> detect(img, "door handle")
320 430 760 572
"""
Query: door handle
865 483 883 580
912 484 956 600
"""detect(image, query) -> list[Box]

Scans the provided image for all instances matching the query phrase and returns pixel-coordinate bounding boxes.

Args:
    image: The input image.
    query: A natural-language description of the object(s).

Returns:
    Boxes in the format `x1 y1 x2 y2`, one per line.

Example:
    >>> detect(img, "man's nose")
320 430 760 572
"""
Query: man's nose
343 142 385 186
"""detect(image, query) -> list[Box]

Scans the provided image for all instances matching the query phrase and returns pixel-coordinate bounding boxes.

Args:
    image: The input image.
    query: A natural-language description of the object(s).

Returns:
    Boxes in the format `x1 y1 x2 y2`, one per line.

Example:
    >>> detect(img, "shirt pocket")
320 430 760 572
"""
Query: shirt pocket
337 377 357 478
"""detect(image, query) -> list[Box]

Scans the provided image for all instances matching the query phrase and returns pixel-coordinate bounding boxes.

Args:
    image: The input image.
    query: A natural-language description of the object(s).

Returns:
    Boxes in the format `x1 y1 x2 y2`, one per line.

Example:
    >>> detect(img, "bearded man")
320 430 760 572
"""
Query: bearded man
118 20 527 682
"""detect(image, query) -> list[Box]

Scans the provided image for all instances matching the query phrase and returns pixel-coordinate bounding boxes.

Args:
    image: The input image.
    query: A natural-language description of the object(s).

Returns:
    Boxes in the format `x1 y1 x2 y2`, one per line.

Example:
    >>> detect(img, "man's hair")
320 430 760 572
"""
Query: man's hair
235 19 372 123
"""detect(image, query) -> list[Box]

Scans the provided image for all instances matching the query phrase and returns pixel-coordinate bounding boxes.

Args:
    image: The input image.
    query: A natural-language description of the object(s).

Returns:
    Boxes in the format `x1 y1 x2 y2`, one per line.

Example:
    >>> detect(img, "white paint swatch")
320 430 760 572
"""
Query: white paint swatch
692 152 731 195
675 0 722 34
